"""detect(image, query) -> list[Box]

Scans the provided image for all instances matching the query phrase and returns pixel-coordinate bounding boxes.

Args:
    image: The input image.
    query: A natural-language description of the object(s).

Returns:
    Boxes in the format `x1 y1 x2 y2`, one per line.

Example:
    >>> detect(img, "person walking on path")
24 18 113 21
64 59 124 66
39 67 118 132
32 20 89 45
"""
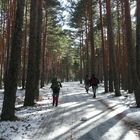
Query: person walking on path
89 74 99 98
84 74 90 93
50 77 62 106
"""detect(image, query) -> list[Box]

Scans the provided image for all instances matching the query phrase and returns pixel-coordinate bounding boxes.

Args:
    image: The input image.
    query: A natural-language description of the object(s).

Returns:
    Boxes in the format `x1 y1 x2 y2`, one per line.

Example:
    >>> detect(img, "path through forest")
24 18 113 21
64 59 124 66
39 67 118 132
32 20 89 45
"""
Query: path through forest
32 82 139 140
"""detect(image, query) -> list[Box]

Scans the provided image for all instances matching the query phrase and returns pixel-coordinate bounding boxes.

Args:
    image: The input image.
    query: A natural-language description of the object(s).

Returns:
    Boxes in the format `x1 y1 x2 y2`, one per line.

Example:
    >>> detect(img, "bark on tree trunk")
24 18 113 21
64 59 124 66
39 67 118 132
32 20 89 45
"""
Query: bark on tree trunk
99 0 108 93
22 1 28 90
41 9 48 88
79 29 83 84
124 0 140 107
136 0 140 80
1 0 25 121
89 0 95 75
24 0 38 106
34 0 43 100
106 0 121 96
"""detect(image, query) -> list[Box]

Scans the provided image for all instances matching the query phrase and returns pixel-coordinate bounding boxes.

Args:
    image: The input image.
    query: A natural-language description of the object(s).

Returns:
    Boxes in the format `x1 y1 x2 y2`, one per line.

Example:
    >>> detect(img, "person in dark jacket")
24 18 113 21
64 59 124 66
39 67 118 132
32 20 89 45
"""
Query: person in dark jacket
50 77 62 106
84 74 90 93
89 74 99 98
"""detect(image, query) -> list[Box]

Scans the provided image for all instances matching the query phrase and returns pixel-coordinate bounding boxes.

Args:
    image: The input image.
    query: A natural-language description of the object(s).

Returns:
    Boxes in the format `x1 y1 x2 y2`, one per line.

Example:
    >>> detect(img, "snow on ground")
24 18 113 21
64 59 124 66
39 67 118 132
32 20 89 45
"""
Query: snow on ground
0 82 140 140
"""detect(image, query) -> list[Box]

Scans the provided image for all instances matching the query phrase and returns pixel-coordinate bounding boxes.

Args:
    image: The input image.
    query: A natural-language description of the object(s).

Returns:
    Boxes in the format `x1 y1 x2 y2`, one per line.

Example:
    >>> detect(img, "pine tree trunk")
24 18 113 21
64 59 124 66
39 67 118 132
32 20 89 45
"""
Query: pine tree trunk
22 1 28 89
4 3 11 81
116 0 121 91
85 18 89 75
106 0 114 92
34 0 43 100
124 0 140 107
89 0 95 75
41 9 48 88
136 0 140 80
24 0 38 106
1 0 25 121
99 0 108 93
106 0 121 96
120 1 128 90
79 30 83 84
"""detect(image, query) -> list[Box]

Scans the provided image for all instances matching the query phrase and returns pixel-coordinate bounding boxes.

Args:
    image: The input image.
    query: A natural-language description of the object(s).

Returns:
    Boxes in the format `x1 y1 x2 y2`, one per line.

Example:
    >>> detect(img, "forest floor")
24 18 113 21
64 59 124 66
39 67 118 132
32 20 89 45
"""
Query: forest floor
0 82 140 140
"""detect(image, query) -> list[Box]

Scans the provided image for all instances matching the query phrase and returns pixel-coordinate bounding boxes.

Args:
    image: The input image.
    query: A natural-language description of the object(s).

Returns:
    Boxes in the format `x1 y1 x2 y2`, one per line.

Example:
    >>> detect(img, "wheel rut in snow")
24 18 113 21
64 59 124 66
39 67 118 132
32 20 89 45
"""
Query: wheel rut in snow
99 99 140 138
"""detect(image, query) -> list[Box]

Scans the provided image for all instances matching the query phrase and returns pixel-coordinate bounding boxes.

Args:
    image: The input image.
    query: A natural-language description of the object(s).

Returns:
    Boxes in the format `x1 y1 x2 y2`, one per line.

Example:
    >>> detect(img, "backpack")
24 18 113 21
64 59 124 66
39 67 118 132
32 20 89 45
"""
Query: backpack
51 81 61 93
90 77 99 86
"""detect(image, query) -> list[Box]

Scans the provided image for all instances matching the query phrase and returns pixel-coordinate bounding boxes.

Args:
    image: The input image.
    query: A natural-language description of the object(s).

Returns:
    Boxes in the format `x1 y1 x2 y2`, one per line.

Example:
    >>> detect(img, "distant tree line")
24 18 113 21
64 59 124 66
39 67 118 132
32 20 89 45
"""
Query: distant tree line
68 0 140 106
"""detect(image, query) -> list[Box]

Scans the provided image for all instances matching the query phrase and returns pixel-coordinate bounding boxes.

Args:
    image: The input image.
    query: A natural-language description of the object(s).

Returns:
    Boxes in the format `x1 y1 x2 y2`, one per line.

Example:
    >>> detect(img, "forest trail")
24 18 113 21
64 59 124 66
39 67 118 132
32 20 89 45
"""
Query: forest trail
32 82 139 140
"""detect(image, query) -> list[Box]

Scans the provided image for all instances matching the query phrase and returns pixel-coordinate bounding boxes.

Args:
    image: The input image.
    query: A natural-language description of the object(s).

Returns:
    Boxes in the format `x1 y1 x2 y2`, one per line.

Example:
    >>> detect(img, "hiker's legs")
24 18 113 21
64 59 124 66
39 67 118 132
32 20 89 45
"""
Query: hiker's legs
92 86 96 98
52 95 55 106
85 85 89 93
54 92 59 106
55 96 59 106
53 92 59 106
